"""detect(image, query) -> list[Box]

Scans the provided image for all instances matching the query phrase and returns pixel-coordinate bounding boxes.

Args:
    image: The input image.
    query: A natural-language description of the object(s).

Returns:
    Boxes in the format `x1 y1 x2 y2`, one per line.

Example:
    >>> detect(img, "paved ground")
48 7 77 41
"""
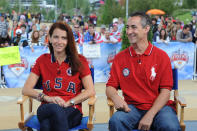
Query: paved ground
0 80 197 130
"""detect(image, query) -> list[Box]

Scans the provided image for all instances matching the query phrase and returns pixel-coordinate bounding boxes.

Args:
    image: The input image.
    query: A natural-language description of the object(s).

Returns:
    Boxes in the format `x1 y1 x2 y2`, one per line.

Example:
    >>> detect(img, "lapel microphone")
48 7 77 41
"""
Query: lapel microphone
137 59 141 64
57 69 61 74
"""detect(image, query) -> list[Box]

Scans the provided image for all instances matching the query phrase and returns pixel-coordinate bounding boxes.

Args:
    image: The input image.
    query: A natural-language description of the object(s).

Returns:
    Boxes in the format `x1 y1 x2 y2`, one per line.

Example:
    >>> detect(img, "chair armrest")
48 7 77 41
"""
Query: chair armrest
87 96 96 130
175 95 186 131
17 95 29 104
107 98 114 107
88 96 96 105
17 95 34 130
176 96 187 107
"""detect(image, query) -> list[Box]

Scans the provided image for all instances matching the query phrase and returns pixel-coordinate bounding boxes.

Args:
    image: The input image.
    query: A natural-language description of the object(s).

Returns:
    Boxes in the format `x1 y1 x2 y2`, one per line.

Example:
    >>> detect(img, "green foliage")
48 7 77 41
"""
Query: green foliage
120 25 130 51
0 0 11 13
182 0 197 8
54 0 90 16
12 0 20 13
126 0 176 16
98 0 125 25
173 11 192 24
30 0 40 14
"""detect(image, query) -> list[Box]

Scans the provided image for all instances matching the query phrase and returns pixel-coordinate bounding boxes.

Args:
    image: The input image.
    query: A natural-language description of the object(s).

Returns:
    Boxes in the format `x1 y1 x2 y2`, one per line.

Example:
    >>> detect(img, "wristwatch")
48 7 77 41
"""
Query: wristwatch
70 99 75 106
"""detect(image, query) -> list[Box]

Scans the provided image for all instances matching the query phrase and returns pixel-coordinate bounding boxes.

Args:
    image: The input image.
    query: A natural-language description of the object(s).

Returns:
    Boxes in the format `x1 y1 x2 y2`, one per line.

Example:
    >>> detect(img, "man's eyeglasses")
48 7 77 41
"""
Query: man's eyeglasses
74 27 79 28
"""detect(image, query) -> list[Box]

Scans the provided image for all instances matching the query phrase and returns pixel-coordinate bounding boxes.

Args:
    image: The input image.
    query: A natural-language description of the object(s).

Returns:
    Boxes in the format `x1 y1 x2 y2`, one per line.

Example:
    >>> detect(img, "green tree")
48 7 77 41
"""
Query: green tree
12 0 20 13
30 0 40 14
99 0 125 25
127 0 176 16
0 0 10 13
182 0 197 8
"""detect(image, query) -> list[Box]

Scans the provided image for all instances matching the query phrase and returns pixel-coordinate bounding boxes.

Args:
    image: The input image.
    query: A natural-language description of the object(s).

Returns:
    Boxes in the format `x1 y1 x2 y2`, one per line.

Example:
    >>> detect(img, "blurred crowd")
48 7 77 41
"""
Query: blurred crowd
0 11 125 50
0 11 197 51
151 14 197 45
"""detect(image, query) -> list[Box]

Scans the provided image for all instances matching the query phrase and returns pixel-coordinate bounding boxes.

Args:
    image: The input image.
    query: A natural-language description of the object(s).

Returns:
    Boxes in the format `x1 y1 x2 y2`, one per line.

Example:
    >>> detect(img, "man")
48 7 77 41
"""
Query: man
176 24 192 42
106 12 181 131
73 23 84 45
11 29 28 47
84 24 102 44
0 14 9 44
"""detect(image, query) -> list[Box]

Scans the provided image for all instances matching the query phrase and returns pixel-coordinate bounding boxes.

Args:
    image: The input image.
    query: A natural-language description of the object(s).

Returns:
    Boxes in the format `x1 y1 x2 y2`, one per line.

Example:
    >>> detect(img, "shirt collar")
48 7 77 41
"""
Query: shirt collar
51 53 69 63
129 41 153 57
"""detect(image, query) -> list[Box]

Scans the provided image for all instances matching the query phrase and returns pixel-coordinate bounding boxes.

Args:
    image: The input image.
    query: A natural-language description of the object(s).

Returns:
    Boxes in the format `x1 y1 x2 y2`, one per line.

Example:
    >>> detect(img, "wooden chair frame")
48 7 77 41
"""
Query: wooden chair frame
17 95 96 131
108 93 186 131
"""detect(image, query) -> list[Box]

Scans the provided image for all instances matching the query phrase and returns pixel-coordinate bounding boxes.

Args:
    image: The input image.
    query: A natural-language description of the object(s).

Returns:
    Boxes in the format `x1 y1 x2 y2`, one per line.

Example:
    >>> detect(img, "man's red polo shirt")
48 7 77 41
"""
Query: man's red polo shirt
106 43 173 110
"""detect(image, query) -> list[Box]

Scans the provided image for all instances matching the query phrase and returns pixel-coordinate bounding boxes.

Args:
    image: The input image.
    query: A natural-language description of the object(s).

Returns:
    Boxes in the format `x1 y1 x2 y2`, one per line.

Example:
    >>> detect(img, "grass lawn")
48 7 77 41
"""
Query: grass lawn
175 12 192 24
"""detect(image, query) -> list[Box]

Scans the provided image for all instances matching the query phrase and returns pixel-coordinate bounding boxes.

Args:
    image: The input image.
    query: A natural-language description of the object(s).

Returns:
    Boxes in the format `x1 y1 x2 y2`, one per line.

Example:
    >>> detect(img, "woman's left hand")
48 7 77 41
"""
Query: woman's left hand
45 96 66 107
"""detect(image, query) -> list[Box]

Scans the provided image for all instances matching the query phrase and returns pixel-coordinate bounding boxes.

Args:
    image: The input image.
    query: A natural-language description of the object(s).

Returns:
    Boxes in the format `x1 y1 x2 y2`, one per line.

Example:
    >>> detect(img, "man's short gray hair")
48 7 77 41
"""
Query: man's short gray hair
129 12 151 28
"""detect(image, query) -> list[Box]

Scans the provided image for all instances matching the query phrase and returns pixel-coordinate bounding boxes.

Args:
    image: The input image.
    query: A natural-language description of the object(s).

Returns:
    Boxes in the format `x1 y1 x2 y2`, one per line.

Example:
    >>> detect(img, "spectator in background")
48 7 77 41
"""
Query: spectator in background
175 21 182 32
11 29 28 47
0 14 9 43
100 24 106 40
171 26 178 41
11 20 20 39
110 23 121 42
89 12 97 26
84 24 101 44
176 24 192 42
103 30 118 44
28 24 37 38
190 15 197 36
193 28 197 44
153 25 162 42
78 15 84 27
73 23 84 45
20 24 28 41
39 30 45 44
151 18 158 35
156 28 170 44
166 20 174 37
29 30 41 52
118 17 124 33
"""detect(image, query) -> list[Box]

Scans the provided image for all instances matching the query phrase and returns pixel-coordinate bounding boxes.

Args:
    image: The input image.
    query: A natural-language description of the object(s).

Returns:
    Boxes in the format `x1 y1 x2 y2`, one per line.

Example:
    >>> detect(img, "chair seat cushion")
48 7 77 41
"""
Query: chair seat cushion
25 115 89 130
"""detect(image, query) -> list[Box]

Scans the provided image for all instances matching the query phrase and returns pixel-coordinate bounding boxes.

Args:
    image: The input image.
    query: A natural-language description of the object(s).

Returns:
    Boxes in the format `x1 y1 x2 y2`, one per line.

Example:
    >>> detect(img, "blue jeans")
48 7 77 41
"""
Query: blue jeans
109 105 181 131
37 103 82 131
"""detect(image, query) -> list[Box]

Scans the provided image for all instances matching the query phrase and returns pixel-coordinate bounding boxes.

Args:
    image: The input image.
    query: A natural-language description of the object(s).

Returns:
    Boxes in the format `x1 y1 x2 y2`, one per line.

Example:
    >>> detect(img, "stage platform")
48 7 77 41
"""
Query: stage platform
0 80 197 130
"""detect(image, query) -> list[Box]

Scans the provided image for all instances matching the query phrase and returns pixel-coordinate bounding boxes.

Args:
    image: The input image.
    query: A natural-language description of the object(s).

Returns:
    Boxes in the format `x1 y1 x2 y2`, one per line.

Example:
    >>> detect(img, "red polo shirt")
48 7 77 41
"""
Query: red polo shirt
106 42 173 110
31 53 91 113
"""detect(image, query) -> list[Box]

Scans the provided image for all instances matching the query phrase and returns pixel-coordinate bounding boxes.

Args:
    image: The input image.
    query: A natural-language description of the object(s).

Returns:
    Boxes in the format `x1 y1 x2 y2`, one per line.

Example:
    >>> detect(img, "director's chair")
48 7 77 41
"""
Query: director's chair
107 68 187 131
17 65 96 131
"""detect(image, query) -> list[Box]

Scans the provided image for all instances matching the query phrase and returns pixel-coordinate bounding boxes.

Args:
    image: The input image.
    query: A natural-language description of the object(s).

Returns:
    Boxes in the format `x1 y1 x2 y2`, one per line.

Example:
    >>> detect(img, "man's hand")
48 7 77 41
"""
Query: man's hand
113 95 131 112
187 37 192 42
138 112 154 131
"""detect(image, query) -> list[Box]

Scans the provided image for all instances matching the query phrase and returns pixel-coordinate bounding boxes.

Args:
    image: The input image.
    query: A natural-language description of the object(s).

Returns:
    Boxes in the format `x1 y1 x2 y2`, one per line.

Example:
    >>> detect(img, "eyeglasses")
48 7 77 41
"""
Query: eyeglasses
74 27 79 28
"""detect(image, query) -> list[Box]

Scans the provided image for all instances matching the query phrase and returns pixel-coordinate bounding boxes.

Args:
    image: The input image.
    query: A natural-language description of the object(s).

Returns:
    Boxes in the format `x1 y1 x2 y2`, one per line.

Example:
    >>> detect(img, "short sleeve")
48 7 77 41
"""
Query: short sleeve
106 57 119 90
79 55 91 78
31 56 42 76
159 52 173 90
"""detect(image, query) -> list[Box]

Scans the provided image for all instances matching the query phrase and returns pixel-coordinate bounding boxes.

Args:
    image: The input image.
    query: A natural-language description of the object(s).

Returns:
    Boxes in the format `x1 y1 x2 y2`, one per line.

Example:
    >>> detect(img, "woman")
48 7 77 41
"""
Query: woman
22 21 95 131
29 30 41 52
156 28 170 44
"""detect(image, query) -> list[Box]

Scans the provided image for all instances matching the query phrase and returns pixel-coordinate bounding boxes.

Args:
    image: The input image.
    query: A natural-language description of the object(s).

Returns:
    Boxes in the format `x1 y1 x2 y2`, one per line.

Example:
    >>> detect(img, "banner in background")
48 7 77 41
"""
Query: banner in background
83 43 101 58
154 42 195 80
0 46 21 66
90 42 122 82
3 46 49 88
2 42 196 88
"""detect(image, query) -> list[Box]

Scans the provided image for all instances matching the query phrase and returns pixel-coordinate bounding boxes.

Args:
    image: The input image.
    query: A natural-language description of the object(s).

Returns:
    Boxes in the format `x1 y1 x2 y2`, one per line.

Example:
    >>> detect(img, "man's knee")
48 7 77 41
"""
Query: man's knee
109 112 124 125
